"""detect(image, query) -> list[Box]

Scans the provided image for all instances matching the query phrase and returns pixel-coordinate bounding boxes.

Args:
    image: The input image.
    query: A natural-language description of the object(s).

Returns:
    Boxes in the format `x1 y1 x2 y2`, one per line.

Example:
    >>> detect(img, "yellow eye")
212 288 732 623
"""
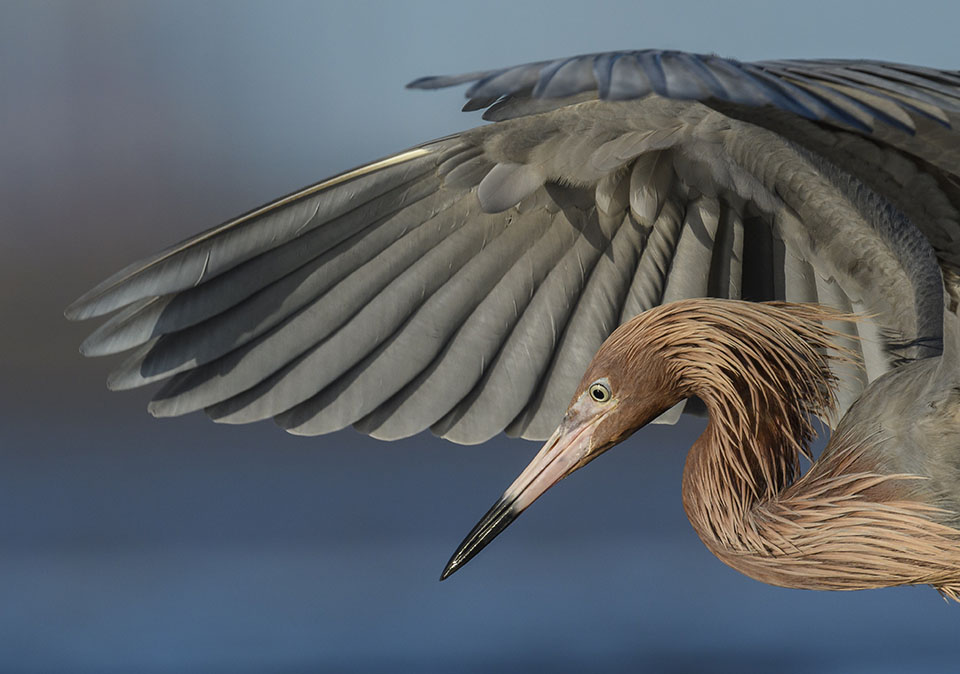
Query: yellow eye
588 382 611 403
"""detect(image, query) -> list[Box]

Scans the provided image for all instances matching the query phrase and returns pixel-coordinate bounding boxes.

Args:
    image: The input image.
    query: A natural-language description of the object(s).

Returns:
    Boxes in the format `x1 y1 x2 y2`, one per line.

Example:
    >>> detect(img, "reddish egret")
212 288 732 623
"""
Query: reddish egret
67 51 960 597
442 298 960 598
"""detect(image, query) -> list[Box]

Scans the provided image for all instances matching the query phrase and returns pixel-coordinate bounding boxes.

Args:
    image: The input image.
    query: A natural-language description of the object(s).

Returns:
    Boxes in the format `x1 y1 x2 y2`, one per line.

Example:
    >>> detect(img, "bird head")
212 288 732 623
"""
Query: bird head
440 298 850 579
440 315 685 580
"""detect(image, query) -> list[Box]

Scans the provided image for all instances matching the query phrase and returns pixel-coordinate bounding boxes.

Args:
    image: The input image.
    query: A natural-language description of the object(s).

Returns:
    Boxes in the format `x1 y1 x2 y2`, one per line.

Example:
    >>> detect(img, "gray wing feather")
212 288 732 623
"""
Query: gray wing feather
144 185 471 416
591 131 664 173
107 184 462 390
814 272 868 418
462 64 543 101
808 65 952 123
660 195 721 303
628 150 674 226
80 297 168 357
80 171 443 358
536 57 596 99
431 197 611 443
619 198 684 322
277 205 557 436
594 169 630 218
66 145 447 320
148 191 479 417
355 203 572 441
441 154 496 189
508 204 650 439
70 49 960 444
477 162 546 213
706 198 745 299
606 53 655 101
851 300 892 383
781 249 819 304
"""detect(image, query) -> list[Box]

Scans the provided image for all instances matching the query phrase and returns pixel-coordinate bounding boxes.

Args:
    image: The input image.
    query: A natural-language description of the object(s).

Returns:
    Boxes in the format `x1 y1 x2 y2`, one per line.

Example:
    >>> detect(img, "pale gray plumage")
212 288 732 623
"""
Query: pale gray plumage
68 49 960 445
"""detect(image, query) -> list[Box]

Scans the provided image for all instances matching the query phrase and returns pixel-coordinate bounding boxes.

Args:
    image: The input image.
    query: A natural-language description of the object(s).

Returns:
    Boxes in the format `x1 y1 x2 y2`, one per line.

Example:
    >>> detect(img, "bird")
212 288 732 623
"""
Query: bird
66 49 960 598
441 297 960 599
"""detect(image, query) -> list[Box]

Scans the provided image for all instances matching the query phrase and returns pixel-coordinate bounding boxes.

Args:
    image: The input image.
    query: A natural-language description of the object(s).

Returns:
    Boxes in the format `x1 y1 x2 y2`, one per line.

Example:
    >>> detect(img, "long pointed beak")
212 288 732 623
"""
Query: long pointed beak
440 410 610 580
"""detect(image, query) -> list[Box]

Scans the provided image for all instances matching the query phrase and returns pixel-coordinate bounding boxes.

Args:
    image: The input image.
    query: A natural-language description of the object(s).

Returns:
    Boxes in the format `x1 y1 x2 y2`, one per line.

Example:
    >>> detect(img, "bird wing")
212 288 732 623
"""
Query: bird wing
67 50 960 443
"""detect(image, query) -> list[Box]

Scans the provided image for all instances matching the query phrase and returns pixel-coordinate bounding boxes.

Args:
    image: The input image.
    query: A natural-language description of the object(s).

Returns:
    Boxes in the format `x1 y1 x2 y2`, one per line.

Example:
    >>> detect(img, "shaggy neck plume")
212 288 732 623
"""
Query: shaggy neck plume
659 302 842 556
634 300 960 595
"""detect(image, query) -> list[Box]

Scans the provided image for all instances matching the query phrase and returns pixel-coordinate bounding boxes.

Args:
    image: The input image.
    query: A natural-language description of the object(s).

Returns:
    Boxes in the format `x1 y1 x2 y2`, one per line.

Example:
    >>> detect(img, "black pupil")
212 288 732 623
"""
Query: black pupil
592 387 605 401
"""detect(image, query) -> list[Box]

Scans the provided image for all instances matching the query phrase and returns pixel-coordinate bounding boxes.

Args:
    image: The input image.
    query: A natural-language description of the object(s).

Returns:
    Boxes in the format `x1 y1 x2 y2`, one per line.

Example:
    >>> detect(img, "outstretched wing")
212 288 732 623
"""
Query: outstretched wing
67 50 960 443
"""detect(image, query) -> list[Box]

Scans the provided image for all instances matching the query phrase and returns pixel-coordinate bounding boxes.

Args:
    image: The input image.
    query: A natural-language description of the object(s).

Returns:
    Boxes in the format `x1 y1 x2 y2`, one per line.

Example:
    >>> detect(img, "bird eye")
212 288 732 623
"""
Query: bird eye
588 382 611 403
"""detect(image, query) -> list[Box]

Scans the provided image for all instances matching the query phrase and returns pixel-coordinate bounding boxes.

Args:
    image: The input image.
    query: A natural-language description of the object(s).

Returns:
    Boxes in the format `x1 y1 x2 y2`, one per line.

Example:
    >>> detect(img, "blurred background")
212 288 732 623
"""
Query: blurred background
2 1 960 671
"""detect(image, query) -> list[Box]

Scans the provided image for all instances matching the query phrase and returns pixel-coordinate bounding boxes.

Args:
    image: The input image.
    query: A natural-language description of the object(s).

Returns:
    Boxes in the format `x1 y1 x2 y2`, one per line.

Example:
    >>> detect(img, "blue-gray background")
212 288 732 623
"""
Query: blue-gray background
3 1 959 672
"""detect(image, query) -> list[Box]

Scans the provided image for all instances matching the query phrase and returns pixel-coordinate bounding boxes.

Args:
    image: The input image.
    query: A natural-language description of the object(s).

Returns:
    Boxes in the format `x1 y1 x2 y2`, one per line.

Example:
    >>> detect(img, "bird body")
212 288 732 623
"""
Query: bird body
68 50 960 599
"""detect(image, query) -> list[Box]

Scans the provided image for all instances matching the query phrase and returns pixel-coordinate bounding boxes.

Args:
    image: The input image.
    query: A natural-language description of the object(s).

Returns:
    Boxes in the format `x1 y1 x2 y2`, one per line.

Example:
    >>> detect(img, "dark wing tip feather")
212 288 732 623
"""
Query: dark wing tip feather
406 70 498 90
409 49 960 132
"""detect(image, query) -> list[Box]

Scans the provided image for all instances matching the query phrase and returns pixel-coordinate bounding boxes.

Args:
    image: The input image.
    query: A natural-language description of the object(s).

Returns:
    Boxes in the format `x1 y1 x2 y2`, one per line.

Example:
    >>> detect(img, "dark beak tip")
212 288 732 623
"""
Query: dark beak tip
439 553 465 581
439 495 518 583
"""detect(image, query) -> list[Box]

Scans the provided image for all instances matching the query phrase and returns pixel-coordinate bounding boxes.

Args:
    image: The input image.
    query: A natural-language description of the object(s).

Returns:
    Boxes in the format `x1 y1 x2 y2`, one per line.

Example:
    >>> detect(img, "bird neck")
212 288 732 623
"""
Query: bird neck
681 403 960 593
614 299 960 593
680 382 810 557
664 301 960 592
657 301 843 570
